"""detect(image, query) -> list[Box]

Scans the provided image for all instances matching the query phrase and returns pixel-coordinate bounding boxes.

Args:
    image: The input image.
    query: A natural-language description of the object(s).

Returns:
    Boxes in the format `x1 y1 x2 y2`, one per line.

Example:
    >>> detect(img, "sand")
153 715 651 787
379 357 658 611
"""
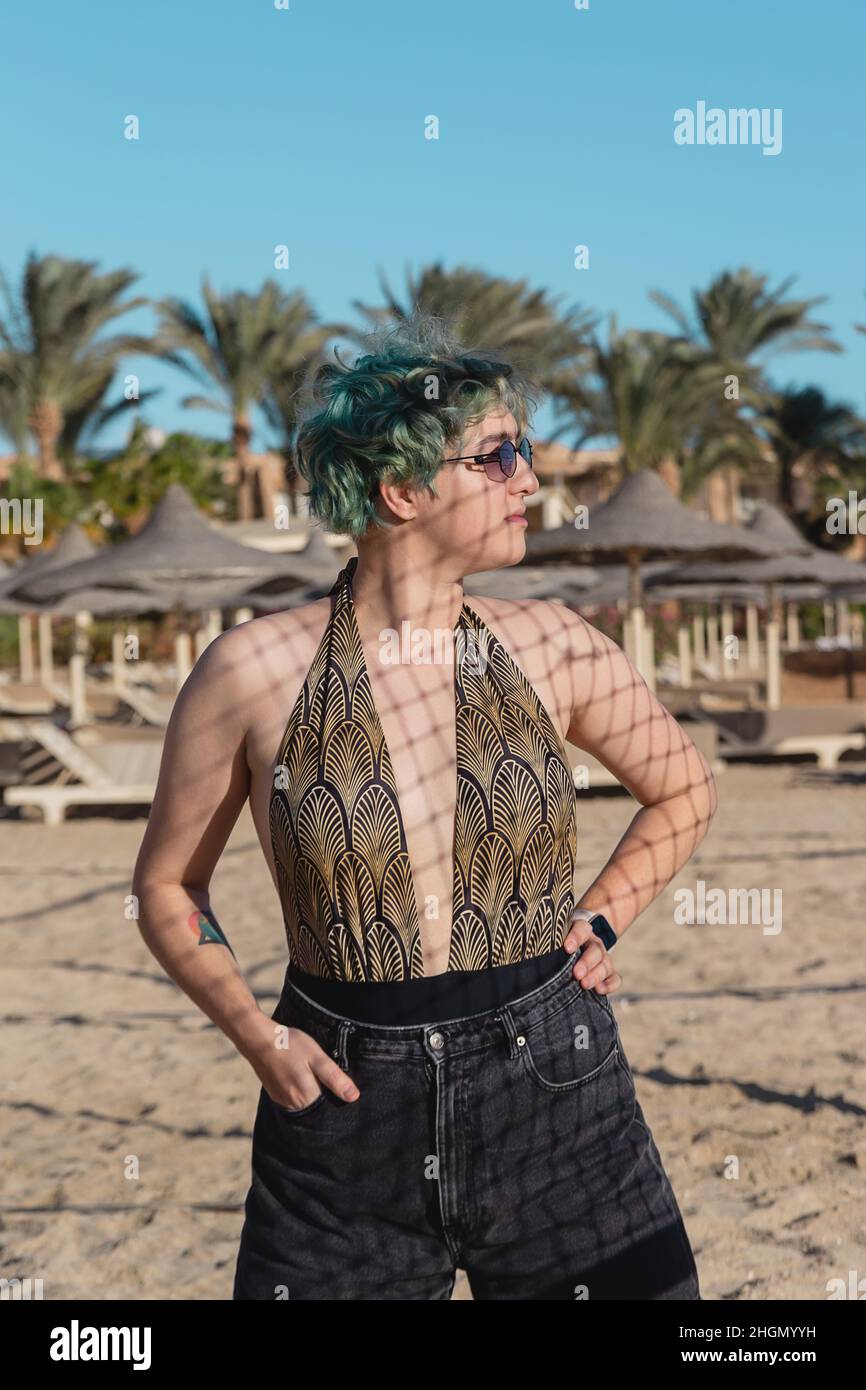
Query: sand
1 761 864 1301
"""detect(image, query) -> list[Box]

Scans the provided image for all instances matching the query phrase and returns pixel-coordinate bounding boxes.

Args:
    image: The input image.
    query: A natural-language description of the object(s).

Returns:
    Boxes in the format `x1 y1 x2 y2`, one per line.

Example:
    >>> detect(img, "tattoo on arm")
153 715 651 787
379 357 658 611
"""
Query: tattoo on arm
187 907 236 960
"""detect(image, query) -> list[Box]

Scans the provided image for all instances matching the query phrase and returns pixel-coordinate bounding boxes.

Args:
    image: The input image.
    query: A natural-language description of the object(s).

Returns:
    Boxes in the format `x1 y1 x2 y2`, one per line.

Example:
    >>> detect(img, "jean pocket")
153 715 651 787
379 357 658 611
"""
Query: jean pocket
267 1086 328 1119
519 990 619 1093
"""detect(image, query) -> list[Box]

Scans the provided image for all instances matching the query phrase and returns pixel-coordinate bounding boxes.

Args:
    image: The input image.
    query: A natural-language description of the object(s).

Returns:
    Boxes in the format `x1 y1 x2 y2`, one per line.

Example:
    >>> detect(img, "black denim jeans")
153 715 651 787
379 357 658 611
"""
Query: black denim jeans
233 948 701 1300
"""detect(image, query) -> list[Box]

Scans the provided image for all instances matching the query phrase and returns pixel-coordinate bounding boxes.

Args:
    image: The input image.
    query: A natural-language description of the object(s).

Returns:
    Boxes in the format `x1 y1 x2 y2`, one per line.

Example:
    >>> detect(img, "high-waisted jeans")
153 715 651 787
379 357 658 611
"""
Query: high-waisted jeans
232 947 701 1300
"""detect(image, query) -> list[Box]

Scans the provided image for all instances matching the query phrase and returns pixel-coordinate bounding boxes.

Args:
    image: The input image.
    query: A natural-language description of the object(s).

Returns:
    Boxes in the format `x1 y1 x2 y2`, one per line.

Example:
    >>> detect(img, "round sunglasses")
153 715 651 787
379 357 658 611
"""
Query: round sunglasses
441 437 534 482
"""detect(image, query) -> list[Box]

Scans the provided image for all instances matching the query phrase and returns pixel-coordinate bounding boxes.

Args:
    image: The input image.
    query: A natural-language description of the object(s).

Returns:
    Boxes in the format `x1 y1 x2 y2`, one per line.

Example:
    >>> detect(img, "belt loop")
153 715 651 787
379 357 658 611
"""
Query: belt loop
332 1019 353 1069
497 1005 520 1059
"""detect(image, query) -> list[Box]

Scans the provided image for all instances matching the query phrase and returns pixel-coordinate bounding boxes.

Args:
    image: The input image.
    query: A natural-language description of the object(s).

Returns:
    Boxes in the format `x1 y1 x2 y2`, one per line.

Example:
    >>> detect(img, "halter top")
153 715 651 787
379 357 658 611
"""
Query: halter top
268 556 578 982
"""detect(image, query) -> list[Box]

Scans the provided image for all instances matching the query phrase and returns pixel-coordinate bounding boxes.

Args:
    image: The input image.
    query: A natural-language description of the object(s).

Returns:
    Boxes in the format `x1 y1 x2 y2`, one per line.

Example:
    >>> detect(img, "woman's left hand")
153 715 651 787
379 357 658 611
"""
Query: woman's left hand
563 914 622 997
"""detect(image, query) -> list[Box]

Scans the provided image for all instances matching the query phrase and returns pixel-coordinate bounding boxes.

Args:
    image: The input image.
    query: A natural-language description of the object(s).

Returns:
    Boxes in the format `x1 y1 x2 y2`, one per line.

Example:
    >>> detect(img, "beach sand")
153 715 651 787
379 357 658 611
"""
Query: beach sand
1 760 864 1301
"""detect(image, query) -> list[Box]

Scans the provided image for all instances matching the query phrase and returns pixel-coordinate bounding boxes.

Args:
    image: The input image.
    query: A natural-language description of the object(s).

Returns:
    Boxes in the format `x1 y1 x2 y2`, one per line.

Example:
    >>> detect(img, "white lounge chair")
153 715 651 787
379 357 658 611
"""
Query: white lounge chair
3 719 163 824
687 703 866 771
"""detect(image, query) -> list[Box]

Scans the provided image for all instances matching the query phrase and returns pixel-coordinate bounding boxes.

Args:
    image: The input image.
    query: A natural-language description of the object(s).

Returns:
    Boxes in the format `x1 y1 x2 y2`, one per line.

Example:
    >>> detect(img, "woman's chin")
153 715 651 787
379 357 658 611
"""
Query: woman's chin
455 527 527 576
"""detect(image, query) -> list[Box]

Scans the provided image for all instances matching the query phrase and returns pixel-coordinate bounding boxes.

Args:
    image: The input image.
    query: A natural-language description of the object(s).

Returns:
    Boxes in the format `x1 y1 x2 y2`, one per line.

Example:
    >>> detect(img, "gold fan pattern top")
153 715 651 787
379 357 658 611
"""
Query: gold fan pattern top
269 556 578 981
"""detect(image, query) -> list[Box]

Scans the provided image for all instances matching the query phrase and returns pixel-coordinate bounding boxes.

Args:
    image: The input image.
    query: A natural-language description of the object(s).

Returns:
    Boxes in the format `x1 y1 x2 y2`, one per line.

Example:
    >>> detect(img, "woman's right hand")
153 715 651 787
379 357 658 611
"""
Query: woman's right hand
254 1021 360 1109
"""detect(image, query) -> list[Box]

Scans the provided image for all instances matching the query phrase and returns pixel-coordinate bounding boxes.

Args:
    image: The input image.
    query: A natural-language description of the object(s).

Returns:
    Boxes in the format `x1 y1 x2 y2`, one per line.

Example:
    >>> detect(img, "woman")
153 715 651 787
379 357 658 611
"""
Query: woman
132 315 716 1301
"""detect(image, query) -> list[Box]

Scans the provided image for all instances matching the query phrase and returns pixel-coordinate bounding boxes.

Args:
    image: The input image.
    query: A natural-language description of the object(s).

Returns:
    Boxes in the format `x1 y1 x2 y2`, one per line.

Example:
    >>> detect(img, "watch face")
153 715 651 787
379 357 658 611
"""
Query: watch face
590 914 616 946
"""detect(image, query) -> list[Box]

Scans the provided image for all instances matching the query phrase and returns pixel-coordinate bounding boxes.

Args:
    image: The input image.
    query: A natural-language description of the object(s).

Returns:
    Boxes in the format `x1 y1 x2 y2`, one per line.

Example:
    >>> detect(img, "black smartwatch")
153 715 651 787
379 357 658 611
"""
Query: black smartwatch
571 909 617 951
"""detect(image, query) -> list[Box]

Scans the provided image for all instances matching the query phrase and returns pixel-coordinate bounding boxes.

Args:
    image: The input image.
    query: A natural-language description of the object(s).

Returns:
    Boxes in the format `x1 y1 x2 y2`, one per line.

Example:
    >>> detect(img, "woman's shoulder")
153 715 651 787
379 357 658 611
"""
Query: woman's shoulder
465 591 595 658
195 595 335 700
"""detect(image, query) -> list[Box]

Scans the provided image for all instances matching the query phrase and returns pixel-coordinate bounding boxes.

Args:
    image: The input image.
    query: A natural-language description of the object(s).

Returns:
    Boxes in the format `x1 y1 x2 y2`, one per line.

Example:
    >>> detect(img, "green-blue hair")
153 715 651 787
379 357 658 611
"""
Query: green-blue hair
294 312 540 540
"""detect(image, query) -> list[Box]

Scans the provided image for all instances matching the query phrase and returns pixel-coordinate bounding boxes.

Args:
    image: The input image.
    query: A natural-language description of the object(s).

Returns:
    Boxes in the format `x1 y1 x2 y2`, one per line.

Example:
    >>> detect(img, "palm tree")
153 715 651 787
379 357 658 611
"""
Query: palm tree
260 303 348 503
154 279 340 519
350 262 597 391
0 253 159 479
85 419 234 535
759 385 866 528
648 267 842 517
550 321 718 496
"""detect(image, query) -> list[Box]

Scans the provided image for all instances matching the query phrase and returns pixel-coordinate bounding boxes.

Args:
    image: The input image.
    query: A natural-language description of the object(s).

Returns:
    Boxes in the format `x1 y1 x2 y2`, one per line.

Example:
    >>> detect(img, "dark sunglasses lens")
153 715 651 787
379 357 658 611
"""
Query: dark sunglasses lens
497 441 517 478
519 438 533 469
484 456 507 480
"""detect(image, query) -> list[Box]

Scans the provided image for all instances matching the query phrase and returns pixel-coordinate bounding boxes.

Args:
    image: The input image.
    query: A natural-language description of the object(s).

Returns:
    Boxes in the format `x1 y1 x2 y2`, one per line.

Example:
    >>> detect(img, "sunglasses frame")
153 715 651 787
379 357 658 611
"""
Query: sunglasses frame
441 437 534 482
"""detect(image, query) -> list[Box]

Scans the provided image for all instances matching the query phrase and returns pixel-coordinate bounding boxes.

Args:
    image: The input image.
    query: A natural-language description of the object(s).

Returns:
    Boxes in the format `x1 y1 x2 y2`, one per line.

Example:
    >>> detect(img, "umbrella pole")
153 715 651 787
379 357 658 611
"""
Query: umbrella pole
677 620 691 687
623 549 652 682
822 600 834 639
746 602 760 672
169 601 193 693
692 607 706 668
835 598 851 642
18 615 35 683
37 612 54 689
175 633 193 690
765 581 781 710
706 608 720 675
626 549 642 614
112 627 127 693
721 600 734 680
70 611 91 724
69 653 87 726
636 608 656 692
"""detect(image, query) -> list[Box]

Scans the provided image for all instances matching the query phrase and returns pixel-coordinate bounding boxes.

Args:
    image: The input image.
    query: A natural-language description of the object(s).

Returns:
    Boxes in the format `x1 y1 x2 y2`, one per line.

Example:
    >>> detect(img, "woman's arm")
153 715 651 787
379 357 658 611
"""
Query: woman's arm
560 608 719 950
131 625 360 1107
130 628 273 1067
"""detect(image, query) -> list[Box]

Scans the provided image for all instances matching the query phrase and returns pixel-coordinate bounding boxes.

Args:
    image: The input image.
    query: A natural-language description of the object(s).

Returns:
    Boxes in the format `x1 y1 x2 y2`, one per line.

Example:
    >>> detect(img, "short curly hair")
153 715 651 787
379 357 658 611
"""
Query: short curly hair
294 310 541 540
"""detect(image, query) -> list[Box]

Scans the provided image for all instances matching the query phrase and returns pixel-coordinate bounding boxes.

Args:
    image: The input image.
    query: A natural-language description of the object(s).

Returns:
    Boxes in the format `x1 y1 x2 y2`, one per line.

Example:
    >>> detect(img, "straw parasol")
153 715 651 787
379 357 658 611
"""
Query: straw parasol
18 484 301 604
525 470 779 611
236 527 353 605
646 501 866 592
464 562 602 602
0 522 97 598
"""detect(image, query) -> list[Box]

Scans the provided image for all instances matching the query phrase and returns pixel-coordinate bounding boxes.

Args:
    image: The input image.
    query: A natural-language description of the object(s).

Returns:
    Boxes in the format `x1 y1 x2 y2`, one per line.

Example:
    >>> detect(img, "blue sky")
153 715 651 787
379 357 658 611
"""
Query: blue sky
3 0 864 452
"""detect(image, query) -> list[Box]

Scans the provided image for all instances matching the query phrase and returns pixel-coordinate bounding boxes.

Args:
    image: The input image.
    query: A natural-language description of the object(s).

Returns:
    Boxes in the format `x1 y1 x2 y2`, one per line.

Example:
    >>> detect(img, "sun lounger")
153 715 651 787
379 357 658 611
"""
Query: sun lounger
3 719 163 824
113 685 173 727
0 680 56 714
684 703 866 771
658 674 767 706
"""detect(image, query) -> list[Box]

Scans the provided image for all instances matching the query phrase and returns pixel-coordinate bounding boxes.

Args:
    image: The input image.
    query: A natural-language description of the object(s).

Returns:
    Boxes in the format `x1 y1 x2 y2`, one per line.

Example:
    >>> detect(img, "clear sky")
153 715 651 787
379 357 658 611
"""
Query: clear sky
2 0 864 452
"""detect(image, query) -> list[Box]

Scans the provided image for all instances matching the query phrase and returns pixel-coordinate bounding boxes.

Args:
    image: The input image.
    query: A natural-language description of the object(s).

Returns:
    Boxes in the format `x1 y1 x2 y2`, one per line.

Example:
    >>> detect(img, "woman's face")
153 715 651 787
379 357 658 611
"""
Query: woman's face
414 405 539 574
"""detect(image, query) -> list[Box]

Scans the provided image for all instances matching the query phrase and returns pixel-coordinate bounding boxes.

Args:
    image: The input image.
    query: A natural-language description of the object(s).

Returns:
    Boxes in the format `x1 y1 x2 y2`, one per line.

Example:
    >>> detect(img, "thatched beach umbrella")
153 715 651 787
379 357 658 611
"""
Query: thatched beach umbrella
18 484 299 603
526 470 778 609
15 485 313 688
568 561 675 609
526 471 779 689
0 524 101 685
232 528 354 609
464 562 602 602
0 522 98 598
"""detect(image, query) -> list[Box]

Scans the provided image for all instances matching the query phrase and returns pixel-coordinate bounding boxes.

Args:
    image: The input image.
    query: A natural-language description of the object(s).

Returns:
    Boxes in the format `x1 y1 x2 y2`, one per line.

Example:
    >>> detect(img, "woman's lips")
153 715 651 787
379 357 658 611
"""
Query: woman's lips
505 516 528 525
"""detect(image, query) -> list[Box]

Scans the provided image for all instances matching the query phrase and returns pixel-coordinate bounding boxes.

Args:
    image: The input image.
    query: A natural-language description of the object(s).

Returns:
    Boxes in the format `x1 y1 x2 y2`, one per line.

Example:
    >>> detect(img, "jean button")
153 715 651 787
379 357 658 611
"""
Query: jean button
429 1031 444 1050
516 1035 526 1046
